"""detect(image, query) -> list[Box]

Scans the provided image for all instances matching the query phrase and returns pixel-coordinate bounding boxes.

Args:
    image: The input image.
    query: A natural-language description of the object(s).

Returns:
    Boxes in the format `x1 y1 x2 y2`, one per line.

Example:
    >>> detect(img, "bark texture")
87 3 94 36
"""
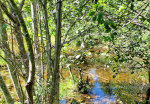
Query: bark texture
39 0 52 102
31 0 41 82
0 7 24 103
40 0 52 82
13 24 29 79
0 1 29 78
0 75 14 104
7 0 36 103
50 0 62 104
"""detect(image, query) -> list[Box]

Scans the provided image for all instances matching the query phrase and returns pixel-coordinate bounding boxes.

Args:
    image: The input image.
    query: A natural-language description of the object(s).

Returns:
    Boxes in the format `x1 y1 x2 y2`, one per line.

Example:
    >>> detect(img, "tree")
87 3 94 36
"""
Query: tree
0 0 149 103
0 6 25 103
50 0 62 103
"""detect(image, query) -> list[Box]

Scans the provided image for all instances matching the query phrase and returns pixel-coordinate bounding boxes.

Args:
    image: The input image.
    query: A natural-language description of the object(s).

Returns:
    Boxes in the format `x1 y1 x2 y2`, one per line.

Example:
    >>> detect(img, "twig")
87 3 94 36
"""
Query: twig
0 1 16 23
62 0 90 45
122 1 149 27
62 25 97 47
19 0 25 10
132 22 150 31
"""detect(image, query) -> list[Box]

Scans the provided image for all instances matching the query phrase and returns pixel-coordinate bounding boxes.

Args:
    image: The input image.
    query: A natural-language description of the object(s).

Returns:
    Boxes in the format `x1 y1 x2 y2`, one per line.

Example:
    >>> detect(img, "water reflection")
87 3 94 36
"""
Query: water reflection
60 67 147 104
89 83 116 103
100 83 113 96
87 68 116 103
59 98 67 104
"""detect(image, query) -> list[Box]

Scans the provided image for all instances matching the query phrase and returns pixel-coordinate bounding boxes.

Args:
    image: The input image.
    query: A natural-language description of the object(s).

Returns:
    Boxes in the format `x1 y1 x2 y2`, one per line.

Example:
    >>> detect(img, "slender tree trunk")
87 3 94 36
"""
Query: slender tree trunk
14 24 29 79
31 0 41 83
0 75 14 104
68 65 75 82
38 4 44 82
39 0 52 102
41 0 52 83
7 0 36 103
37 4 45 102
50 0 62 103
0 0 29 79
0 8 24 103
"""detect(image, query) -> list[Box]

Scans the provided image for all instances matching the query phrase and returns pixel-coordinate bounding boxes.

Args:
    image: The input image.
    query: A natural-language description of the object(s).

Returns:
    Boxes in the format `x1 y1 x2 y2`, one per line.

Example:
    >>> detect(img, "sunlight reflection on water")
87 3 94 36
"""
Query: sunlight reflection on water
60 68 116 104
60 66 148 104
59 98 67 104
89 81 116 104
88 68 116 104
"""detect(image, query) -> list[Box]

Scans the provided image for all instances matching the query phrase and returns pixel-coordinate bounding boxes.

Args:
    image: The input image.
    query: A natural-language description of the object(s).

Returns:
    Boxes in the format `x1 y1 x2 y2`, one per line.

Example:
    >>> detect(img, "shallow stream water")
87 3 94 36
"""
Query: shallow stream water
87 68 116 104
60 67 148 104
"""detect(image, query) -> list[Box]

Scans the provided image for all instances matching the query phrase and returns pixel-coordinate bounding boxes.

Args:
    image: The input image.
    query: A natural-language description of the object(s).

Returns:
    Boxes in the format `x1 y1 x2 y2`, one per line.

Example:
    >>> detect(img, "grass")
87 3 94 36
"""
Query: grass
60 78 76 99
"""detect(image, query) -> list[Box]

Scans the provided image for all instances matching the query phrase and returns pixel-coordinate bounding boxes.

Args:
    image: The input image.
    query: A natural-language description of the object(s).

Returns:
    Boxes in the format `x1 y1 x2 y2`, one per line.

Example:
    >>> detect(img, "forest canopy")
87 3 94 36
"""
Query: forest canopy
0 0 149 104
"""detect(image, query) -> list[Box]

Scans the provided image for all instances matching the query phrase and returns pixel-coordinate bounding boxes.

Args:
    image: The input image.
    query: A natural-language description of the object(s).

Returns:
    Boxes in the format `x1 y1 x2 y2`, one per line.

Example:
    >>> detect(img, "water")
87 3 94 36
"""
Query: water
60 68 117 104
87 68 116 104
59 98 67 104
60 67 147 104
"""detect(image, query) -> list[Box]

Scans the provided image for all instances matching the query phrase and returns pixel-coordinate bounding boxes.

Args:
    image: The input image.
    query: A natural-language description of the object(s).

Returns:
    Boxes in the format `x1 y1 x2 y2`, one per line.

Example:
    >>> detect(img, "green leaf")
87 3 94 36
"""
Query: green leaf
105 25 111 33
98 6 103 11
88 11 95 16
110 23 117 29
147 19 150 23
104 20 112 32
104 36 111 42
113 75 116 78
105 20 117 29
137 68 141 72
110 33 114 41
111 32 117 41
92 16 97 21
3 24 7 28
95 0 98 4
97 12 103 24
130 3 134 10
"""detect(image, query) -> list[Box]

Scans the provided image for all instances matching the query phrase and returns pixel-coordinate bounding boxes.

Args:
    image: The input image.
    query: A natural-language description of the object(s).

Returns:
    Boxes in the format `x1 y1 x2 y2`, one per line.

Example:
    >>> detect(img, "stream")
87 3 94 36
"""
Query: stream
60 67 148 104
87 68 116 104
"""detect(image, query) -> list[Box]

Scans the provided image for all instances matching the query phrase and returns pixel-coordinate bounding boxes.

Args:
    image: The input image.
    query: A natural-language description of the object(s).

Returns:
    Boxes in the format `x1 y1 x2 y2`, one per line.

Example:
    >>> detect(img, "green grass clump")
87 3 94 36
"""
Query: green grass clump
60 79 76 99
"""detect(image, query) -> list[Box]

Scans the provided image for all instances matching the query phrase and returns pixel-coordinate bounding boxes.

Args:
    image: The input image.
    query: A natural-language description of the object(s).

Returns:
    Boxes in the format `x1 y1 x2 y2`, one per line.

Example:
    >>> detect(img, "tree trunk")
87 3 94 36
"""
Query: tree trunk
41 0 52 83
38 4 44 82
7 0 36 103
31 0 41 83
50 0 62 104
0 8 24 103
0 0 29 79
14 24 29 79
0 75 14 104
39 0 52 102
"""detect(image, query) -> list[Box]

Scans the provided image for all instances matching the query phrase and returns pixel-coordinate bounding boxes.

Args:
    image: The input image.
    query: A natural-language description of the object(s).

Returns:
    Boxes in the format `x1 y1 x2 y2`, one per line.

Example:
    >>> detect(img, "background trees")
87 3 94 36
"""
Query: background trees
0 0 149 104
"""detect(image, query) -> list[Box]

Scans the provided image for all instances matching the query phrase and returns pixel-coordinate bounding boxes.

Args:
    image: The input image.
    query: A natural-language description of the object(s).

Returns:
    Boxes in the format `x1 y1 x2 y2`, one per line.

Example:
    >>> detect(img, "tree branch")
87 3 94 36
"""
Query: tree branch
62 0 90 45
61 25 97 47
0 1 16 23
19 0 25 10
132 22 150 31
122 1 149 27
